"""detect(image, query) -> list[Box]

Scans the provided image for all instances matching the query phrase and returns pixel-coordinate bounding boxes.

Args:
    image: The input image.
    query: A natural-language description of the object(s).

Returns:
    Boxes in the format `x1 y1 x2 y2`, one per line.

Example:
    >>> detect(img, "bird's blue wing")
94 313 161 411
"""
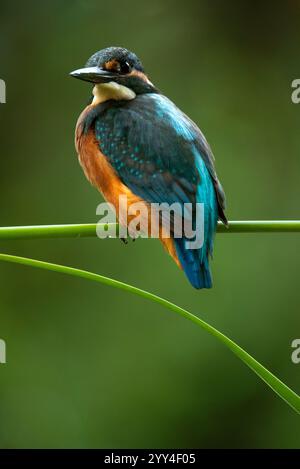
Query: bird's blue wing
93 94 226 288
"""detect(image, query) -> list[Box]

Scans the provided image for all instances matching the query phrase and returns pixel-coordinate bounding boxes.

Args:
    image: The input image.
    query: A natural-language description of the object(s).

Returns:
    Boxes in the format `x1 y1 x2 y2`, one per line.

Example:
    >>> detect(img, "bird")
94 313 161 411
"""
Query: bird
70 46 227 289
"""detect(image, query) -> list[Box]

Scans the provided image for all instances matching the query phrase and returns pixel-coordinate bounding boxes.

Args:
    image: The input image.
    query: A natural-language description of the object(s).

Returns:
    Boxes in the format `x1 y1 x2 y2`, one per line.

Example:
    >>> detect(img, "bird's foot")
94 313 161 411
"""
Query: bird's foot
120 236 136 244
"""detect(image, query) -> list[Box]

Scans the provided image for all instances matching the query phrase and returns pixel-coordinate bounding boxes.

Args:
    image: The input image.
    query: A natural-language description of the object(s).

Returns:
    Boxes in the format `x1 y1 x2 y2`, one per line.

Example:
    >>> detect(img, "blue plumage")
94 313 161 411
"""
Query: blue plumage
89 93 225 288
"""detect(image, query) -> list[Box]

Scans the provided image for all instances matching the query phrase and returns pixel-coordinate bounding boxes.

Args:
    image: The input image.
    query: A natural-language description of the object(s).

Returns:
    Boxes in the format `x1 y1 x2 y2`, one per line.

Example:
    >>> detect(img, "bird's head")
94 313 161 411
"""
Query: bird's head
70 47 156 104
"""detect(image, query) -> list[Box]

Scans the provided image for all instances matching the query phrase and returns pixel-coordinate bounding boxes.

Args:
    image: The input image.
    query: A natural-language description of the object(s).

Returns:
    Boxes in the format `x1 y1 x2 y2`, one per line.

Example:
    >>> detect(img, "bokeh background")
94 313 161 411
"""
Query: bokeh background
0 0 299 449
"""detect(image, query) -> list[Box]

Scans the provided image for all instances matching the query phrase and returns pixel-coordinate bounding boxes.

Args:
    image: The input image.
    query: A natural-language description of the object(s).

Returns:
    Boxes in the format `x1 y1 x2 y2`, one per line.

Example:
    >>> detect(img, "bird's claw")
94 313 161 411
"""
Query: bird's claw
120 236 136 244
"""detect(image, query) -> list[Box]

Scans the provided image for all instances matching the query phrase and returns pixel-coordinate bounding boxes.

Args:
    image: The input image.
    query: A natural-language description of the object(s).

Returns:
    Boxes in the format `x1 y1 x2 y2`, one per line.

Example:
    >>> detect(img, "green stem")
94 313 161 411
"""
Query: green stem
0 252 299 414
0 220 299 240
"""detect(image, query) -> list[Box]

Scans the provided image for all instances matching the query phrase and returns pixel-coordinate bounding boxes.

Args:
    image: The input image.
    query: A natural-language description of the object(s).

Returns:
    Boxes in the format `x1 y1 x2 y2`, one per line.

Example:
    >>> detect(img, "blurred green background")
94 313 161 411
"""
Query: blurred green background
0 0 299 449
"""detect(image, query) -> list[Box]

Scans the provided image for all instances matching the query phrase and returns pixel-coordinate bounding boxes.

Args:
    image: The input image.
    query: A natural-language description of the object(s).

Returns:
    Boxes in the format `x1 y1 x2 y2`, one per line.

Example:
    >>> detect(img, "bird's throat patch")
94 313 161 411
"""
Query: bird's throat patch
92 82 136 105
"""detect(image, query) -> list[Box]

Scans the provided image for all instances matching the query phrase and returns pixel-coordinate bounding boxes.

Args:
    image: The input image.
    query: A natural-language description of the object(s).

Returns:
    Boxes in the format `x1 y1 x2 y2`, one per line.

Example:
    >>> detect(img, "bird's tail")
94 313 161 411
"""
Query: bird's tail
174 237 212 289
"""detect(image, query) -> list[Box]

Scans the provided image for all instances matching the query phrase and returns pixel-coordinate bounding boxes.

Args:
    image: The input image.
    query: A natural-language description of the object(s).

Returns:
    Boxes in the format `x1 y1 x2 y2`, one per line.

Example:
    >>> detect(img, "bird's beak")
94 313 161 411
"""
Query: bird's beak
70 66 118 84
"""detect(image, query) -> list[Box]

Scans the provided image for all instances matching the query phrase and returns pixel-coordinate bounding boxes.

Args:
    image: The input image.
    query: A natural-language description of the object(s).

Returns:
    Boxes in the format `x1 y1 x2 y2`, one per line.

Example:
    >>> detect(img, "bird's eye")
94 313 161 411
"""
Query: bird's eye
120 61 131 74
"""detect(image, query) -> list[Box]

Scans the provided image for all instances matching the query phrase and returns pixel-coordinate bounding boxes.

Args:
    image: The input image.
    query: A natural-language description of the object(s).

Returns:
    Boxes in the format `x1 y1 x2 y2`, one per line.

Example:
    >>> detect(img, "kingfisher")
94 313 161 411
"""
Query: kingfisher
71 47 227 289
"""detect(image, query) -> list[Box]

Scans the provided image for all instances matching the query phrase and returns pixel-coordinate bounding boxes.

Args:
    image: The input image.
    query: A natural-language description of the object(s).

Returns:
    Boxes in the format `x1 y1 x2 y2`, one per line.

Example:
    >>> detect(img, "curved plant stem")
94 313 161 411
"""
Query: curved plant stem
0 220 300 240
0 252 299 414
